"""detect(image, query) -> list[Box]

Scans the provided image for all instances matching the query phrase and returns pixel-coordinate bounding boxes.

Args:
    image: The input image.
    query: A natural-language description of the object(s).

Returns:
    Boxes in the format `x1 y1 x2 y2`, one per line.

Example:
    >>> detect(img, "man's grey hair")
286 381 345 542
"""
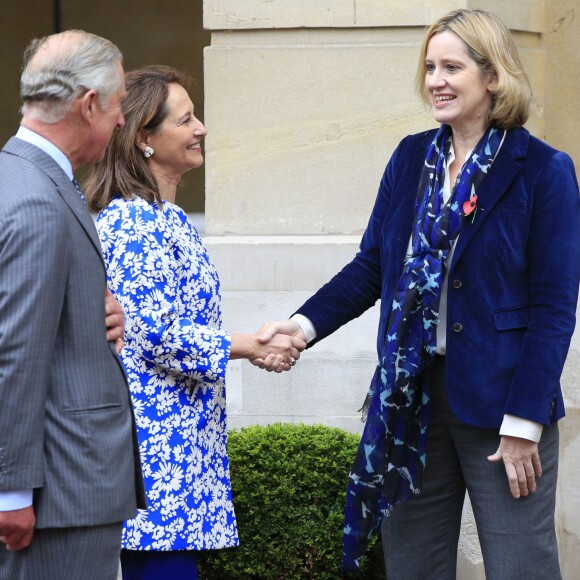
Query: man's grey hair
20 30 123 124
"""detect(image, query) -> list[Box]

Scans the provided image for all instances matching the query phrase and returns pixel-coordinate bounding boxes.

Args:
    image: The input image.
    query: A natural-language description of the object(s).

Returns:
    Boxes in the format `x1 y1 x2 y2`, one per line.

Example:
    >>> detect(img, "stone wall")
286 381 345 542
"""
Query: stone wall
202 1 580 577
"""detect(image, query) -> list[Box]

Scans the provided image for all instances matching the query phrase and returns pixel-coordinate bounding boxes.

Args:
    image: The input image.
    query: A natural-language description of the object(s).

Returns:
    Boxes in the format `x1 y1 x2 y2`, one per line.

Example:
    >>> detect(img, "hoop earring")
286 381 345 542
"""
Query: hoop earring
143 146 154 158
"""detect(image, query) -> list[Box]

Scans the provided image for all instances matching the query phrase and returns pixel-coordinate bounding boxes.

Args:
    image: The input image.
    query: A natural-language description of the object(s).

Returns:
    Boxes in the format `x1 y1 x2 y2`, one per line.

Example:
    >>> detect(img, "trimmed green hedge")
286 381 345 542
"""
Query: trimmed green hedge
197 423 386 579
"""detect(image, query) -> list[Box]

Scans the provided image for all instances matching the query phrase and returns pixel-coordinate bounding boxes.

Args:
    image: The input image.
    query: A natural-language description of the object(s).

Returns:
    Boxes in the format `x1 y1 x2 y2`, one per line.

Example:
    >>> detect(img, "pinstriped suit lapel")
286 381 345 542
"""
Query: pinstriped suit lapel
3 137 104 263
54 177 104 262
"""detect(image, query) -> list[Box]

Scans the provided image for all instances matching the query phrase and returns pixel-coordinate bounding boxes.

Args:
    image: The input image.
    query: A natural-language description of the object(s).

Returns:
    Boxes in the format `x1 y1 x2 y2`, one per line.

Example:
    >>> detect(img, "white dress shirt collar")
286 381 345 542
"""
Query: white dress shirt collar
16 125 74 181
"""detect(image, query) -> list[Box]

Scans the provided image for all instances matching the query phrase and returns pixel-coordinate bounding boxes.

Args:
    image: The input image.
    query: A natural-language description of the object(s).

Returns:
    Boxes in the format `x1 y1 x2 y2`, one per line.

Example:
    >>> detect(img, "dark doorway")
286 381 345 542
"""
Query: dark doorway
0 0 209 213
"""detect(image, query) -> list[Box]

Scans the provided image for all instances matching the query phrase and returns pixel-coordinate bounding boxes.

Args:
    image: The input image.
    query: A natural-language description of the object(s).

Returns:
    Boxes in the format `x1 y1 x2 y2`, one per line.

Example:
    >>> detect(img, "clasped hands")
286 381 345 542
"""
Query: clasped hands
231 319 306 373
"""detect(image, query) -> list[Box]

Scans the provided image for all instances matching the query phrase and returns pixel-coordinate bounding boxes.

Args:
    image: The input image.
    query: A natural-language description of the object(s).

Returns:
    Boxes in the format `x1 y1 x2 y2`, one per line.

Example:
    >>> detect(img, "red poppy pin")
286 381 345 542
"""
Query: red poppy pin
463 195 478 223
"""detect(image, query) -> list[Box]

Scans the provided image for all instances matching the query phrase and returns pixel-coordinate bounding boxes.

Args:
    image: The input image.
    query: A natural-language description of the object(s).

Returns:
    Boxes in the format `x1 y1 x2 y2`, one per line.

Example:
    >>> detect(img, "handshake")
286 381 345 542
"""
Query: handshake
230 319 307 373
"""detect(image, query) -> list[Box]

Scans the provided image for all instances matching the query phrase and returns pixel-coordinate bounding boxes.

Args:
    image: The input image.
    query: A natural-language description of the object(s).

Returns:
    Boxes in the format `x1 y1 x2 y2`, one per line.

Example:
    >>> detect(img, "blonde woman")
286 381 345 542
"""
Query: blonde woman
261 9 580 579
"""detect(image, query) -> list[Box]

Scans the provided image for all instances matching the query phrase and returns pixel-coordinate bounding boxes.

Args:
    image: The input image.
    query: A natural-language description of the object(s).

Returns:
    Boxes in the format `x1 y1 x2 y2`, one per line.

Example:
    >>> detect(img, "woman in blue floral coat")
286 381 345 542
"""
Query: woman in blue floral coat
85 65 305 580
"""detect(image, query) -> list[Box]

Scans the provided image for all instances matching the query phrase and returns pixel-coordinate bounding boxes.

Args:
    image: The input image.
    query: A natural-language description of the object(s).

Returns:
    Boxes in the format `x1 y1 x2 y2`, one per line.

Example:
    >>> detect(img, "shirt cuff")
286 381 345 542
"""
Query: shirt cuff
499 414 543 443
290 314 317 344
0 490 33 511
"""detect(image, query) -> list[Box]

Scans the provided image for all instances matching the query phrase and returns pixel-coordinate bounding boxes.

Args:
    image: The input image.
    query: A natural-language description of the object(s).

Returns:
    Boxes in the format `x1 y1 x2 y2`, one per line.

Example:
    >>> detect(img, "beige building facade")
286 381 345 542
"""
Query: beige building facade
202 1 580 577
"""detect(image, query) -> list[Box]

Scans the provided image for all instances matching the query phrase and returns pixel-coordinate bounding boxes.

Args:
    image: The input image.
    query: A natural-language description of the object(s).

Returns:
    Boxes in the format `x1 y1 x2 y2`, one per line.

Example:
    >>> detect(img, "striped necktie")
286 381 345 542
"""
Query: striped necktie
72 178 86 205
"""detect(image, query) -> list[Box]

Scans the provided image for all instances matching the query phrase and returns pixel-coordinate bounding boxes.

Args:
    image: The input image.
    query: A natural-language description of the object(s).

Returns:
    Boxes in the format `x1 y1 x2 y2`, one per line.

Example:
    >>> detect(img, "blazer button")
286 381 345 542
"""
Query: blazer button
452 279 463 289
452 322 463 333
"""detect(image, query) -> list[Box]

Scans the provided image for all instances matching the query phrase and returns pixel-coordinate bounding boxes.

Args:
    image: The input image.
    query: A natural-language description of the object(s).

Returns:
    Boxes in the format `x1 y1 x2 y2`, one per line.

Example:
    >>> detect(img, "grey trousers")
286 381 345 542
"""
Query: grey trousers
381 355 561 580
0 522 122 580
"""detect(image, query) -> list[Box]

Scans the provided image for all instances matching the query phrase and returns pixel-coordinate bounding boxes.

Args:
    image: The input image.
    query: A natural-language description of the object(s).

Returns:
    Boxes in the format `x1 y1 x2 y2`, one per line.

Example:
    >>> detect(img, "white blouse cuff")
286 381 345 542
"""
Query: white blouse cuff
290 314 317 344
500 414 543 443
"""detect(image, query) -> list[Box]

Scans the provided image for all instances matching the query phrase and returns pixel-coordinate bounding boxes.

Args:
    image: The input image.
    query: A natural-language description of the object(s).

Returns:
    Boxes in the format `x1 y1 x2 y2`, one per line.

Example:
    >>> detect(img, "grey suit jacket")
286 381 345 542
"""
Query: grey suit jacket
0 137 145 528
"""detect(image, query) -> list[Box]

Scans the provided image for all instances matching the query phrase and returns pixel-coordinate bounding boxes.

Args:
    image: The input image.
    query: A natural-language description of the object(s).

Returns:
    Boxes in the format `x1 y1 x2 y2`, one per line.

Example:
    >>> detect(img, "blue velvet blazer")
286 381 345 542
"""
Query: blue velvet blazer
297 127 580 428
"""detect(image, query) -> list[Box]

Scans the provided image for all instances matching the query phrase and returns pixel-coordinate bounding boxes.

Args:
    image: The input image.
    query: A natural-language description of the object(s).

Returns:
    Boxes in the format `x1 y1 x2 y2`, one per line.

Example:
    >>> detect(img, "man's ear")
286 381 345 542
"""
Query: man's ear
80 89 99 124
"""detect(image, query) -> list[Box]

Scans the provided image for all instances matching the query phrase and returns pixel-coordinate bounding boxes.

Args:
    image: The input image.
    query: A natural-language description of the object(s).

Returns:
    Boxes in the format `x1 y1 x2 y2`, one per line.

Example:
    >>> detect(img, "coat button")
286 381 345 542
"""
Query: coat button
452 322 463 333
452 279 462 289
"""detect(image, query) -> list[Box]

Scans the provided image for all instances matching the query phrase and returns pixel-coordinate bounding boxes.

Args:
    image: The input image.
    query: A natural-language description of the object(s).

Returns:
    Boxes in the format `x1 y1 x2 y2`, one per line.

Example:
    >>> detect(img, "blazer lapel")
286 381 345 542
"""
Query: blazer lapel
3 137 104 263
393 132 434 263
54 177 104 261
450 128 529 268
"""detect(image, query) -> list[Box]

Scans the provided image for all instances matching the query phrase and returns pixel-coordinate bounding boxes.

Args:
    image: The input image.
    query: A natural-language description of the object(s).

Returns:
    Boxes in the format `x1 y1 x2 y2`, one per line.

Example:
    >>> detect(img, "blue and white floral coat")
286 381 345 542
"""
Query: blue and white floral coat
96 196 238 551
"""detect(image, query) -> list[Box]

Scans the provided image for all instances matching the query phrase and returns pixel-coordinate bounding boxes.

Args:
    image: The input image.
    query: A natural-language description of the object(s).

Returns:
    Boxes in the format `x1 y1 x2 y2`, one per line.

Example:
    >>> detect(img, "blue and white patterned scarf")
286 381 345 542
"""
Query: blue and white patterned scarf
341 124 506 570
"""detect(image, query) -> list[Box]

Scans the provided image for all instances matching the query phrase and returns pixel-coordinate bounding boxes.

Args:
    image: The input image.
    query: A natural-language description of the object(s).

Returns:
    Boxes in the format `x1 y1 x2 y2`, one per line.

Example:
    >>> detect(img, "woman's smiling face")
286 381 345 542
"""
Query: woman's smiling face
425 30 495 137
144 82 207 183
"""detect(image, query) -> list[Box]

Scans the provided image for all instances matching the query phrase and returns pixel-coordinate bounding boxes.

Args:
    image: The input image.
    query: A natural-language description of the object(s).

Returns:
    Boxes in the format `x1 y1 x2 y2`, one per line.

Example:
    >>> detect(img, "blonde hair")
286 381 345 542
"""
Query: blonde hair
415 9 531 130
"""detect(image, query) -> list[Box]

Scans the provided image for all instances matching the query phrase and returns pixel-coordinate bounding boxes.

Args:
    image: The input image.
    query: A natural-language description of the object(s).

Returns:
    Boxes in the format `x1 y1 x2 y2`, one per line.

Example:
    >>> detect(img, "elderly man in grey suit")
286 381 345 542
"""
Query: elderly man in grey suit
0 30 145 580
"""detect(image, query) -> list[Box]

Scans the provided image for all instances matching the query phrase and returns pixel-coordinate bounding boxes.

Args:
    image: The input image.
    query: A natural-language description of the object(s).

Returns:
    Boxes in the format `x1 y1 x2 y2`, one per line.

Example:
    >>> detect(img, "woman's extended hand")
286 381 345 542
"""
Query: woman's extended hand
255 319 307 344
251 320 308 372
487 435 542 498
230 330 306 373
